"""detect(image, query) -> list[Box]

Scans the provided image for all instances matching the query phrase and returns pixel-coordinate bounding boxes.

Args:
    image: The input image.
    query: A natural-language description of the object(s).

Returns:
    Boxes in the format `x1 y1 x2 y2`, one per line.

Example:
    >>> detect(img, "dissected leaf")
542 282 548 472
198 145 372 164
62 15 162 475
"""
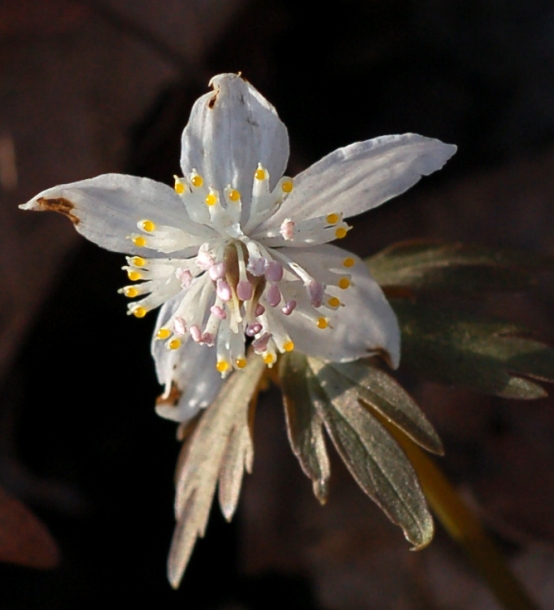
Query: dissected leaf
327 359 443 455
167 354 265 588
367 240 554 293
0 486 60 569
394 299 554 398
279 352 331 504
308 357 434 549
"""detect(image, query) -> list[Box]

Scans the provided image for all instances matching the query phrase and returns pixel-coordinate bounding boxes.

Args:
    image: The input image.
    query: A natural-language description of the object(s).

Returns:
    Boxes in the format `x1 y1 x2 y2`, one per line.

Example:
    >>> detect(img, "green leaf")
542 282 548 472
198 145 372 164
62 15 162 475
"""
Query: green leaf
308 357 434 549
394 299 554 398
167 354 265 588
367 240 554 293
279 352 331 504
327 359 443 455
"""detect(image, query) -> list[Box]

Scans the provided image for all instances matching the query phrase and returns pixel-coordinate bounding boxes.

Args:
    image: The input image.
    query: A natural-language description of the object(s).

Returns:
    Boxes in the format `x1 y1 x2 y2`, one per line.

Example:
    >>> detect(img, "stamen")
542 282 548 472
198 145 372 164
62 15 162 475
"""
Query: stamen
157 327 171 340
326 213 340 224
279 218 295 240
216 279 232 301
191 173 203 188
174 175 186 195
173 317 187 335
216 360 230 373
266 283 281 307
127 270 142 281
283 340 294 352
339 277 351 289
205 190 218 206
123 287 138 298
343 257 355 268
328 296 341 307
317 317 329 329
133 307 147 318
235 358 247 369
132 236 147 247
210 305 227 320
255 166 267 181
132 256 146 267
282 300 297 315
263 353 275 365
265 260 283 282
228 189 241 202
335 227 348 239
281 180 293 193
169 338 181 350
139 219 156 232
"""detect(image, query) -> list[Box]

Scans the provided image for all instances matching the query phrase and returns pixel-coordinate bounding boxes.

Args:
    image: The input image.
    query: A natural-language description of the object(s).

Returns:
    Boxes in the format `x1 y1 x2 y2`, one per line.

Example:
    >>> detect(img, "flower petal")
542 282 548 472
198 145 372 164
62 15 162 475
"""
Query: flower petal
152 293 223 422
20 173 210 256
180 74 289 212
255 134 456 232
280 245 400 367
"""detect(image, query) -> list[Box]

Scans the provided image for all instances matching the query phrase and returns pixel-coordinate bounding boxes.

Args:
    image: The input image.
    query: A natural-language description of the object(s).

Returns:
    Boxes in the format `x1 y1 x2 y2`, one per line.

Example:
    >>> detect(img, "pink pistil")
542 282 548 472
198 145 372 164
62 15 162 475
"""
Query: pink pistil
176 268 193 288
208 262 226 281
173 316 187 335
190 325 202 342
267 283 281 307
282 300 297 316
308 280 325 308
247 256 267 276
210 305 227 320
255 303 265 316
252 332 272 352
196 248 214 270
280 218 295 240
237 280 254 301
201 332 215 346
216 279 232 301
265 260 283 282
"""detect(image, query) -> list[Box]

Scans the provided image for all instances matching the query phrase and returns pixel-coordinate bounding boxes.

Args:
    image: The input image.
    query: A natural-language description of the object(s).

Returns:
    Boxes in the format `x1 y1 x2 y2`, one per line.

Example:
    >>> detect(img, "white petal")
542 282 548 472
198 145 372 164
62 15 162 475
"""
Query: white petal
20 173 210 256
281 245 400 367
255 134 456 232
180 74 289 212
152 293 223 422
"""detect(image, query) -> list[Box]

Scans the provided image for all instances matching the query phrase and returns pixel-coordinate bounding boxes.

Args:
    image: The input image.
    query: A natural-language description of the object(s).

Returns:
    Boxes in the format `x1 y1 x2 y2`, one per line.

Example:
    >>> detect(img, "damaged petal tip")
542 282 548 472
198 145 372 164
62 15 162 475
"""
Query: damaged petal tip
20 196 80 225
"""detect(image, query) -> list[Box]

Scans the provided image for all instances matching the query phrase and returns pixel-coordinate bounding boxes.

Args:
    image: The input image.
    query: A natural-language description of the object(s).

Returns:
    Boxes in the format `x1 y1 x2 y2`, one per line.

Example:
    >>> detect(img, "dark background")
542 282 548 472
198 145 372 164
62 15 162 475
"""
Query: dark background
2 0 554 607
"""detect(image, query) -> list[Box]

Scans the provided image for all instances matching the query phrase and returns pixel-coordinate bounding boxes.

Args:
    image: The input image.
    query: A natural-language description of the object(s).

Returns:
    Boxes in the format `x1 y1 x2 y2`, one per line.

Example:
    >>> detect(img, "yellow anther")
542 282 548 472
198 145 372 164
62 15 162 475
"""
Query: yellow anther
228 189 241 202
169 338 181 350
132 236 147 247
235 358 247 369
205 192 218 206
174 176 185 195
328 296 341 307
317 317 329 329
123 287 138 298
281 180 293 193
326 213 340 224
283 340 295 352
133 307 147 318
255 167 266 181
132 256 146 267
339 277 351 290
343 257 355 268
191 174 203 188
157 328 171 340
335 227 348 239
216 360 230 373
127 270 142 281
263 353 275 365
140 219 156 233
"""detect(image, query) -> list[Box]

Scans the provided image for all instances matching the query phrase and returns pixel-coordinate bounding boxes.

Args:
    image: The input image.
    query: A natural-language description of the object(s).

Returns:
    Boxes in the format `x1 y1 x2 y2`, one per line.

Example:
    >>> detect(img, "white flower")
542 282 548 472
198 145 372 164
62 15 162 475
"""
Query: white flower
21 73 456 423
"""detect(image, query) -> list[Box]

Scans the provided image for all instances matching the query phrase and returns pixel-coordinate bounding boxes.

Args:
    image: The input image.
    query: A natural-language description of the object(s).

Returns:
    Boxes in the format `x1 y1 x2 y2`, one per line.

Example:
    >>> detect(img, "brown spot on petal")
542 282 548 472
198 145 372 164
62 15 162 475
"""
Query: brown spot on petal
207 89 219 109
35 197 79 225
156 382 182 409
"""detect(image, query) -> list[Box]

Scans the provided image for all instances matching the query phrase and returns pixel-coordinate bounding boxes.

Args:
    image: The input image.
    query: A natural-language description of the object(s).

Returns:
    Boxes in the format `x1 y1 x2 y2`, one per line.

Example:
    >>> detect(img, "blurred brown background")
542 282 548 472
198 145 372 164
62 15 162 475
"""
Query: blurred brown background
2 0 554 608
